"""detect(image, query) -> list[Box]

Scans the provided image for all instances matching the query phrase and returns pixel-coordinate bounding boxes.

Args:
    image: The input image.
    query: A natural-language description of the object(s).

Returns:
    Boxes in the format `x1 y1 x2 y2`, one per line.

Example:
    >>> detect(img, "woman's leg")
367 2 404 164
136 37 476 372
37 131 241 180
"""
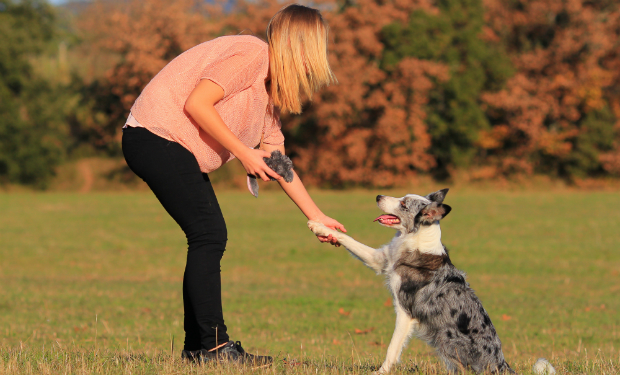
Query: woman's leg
122 127 229 351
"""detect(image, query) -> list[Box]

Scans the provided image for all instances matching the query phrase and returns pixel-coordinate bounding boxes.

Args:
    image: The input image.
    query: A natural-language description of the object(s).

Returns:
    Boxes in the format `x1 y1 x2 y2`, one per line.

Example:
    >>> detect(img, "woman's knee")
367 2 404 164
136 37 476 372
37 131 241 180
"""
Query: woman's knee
185 221 228 253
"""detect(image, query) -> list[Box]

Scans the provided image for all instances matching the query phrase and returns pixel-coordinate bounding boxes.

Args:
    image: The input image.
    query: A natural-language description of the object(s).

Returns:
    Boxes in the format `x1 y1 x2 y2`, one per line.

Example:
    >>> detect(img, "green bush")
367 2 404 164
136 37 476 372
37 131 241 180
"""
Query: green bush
0 0 70 188
381 0 513 179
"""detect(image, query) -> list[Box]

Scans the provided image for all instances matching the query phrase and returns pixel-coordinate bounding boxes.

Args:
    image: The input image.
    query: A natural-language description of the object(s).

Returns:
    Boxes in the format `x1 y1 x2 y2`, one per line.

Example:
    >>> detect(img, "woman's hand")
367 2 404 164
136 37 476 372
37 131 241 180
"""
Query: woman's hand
313 214 346 247
237 148 282 181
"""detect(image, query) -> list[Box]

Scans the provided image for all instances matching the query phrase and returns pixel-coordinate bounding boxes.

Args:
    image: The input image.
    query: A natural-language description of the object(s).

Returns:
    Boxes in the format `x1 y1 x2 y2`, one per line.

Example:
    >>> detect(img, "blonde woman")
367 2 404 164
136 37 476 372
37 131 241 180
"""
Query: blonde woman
122 4 344 366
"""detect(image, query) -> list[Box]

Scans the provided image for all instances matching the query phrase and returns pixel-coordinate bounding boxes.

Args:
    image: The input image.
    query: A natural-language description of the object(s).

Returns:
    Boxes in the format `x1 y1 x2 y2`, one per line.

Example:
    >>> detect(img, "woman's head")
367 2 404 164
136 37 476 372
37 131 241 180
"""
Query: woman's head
267 4 336 114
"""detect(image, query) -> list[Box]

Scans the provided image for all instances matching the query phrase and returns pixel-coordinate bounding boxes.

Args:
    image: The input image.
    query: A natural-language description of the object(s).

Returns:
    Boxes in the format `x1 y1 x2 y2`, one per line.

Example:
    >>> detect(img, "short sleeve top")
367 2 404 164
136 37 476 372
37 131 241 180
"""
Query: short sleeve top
130 35 284 173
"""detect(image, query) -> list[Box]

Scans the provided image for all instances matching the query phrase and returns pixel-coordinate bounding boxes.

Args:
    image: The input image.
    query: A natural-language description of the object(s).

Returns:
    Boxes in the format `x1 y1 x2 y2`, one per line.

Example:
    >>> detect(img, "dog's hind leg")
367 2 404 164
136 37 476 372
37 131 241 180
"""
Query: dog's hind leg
308 221 385 273
375 306 417 374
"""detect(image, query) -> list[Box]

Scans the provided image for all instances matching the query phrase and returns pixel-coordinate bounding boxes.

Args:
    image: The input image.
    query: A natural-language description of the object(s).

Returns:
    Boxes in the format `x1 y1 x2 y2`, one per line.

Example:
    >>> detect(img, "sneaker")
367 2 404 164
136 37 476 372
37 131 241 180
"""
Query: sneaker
182 341 273 368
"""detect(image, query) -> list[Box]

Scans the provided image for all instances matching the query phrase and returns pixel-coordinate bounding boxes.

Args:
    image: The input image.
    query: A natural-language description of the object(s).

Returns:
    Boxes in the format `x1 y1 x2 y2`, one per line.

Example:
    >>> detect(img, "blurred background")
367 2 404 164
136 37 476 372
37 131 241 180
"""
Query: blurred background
1 0 619 191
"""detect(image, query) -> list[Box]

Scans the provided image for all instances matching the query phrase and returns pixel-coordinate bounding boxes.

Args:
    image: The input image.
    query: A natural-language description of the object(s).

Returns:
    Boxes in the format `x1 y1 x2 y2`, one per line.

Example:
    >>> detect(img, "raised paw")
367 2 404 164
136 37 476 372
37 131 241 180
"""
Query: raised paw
307 220 335 237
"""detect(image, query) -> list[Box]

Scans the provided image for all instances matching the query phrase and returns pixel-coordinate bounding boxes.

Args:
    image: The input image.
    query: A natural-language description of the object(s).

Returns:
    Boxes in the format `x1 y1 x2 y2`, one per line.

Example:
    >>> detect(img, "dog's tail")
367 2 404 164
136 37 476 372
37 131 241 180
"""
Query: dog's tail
531 358 556 374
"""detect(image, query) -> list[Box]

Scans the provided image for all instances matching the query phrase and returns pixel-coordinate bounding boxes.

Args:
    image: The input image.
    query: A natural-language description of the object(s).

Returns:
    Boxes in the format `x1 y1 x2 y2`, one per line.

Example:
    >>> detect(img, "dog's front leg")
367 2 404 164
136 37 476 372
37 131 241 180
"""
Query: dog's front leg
376 306 417 374
307 221 384 273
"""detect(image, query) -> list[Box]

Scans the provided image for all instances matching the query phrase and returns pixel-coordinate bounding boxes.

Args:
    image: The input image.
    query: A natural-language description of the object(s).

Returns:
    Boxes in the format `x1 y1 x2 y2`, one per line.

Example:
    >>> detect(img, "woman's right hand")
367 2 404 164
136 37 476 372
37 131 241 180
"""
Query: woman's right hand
237 148 282 181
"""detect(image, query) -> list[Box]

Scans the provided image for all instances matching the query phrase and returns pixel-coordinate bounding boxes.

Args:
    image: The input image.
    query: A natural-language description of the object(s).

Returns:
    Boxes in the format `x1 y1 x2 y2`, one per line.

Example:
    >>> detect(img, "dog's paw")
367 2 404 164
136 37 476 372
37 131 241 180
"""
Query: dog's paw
307 220 335 237
307 220 326 235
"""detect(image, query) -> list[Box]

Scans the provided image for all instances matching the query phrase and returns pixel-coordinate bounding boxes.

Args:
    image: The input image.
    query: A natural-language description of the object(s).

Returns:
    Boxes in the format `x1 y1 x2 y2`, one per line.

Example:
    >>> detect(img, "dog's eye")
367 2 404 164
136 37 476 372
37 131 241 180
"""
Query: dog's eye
400 201 408 209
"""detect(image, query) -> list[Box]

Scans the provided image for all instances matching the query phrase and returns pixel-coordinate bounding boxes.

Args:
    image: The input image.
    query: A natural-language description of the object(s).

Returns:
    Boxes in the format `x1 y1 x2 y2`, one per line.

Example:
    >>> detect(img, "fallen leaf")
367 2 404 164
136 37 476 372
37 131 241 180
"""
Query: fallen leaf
333 339 342 345
370 341 386 347
383 298 392 307
338 308 350 316
354 327 375 334
585 307 591 312
501 314 512 321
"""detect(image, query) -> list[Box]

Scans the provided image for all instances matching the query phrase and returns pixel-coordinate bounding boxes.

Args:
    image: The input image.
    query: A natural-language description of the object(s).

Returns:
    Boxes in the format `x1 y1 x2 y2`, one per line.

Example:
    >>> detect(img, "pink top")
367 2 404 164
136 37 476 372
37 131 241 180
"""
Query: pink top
130 35 284 173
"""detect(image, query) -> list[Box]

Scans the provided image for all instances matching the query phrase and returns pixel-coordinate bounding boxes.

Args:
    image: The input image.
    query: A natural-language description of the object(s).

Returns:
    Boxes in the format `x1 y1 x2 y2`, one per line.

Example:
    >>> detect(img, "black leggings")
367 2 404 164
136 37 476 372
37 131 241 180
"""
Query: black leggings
122 126 229 351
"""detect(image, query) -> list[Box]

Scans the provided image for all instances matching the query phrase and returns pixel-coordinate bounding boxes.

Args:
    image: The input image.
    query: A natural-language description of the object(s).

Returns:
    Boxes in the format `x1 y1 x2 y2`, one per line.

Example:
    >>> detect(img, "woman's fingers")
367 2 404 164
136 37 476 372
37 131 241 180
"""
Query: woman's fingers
317 234 340 247
332 219 347 233
255 166 281 182
263 165 282 181
241 149 282 181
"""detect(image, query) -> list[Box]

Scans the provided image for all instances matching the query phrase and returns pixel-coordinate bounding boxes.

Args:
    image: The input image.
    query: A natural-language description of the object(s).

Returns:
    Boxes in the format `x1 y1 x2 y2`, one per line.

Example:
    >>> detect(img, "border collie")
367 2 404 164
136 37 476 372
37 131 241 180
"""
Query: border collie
308 189 518 374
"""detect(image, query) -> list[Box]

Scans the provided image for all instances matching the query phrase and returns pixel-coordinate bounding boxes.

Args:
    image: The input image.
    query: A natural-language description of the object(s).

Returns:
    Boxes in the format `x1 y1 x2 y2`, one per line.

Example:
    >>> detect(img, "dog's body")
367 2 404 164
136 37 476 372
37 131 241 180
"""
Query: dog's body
308 189 515 374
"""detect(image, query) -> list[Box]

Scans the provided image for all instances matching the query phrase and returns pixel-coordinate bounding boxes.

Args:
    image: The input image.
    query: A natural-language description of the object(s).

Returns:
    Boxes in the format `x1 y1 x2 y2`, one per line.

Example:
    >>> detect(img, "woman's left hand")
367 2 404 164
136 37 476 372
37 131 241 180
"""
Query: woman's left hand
314 214 346 247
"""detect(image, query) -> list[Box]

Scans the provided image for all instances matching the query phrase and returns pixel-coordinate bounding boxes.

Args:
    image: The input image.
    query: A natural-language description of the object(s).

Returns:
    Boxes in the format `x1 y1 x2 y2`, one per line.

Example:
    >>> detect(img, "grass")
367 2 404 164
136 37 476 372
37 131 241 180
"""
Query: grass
0 189 619 374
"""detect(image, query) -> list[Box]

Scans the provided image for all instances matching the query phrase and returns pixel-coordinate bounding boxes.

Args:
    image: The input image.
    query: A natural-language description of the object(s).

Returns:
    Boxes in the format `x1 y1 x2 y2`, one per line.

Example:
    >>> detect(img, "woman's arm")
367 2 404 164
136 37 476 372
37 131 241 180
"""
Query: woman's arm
262 143 346 244
186 79 344 243
185 79 281 182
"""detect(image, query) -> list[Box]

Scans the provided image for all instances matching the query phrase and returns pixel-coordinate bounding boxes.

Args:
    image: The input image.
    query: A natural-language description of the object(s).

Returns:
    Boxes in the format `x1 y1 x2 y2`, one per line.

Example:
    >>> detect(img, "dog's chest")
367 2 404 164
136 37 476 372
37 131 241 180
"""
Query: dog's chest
384 234 415 271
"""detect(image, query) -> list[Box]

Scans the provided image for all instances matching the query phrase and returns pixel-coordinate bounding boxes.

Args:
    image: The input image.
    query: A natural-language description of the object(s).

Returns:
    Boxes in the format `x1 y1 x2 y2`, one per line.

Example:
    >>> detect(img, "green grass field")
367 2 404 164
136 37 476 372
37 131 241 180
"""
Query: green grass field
1 189 619 374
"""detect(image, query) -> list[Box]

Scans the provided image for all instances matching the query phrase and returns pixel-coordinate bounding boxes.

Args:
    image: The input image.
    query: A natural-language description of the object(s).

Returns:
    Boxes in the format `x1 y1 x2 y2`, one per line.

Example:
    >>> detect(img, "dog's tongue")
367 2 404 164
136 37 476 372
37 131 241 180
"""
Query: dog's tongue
374 214 400 224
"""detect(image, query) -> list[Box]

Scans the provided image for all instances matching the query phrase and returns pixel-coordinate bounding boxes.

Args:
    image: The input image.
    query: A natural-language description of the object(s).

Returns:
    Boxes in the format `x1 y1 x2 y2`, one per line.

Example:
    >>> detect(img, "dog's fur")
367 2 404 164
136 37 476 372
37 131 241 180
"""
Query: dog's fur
308 189 515 374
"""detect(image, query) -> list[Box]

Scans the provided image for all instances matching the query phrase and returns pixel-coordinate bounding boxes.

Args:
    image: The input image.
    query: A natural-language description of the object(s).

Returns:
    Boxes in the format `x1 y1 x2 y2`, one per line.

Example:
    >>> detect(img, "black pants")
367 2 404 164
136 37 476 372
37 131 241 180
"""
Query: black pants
122 126 229 351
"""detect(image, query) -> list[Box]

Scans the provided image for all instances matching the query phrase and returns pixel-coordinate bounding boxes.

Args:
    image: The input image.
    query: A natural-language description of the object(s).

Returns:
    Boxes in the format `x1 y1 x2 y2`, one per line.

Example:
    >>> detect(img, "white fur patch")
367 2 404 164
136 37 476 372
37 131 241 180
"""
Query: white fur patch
402 224 444 255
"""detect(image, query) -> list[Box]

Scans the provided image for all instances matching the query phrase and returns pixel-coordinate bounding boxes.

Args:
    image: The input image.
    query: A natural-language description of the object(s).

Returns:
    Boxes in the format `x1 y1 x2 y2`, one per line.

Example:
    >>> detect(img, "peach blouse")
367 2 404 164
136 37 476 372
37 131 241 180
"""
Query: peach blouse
129 35 284 173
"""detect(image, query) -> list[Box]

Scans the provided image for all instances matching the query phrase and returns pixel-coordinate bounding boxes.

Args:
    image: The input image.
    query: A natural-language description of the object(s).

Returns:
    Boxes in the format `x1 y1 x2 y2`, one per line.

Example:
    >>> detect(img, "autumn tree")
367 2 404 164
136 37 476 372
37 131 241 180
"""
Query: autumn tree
283 0 450 187
381 0 513 179
481 0 620 179
71 0 219 154
70 0 620 185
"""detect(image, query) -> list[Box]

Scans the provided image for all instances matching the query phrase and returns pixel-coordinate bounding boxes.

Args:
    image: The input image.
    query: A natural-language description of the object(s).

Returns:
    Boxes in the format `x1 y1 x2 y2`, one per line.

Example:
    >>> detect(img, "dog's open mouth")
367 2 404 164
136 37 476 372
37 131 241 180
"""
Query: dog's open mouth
374 214 401 225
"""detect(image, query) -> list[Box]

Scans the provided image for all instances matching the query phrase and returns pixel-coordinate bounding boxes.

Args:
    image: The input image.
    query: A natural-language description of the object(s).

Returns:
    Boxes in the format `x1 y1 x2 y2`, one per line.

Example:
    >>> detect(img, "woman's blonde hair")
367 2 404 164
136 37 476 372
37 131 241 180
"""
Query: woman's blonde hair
267 4 337 114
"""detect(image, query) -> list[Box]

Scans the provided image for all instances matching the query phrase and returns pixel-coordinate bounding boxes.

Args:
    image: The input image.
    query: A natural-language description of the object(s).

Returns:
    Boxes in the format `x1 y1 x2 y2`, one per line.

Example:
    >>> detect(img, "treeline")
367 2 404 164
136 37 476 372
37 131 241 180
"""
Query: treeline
2 0 619 188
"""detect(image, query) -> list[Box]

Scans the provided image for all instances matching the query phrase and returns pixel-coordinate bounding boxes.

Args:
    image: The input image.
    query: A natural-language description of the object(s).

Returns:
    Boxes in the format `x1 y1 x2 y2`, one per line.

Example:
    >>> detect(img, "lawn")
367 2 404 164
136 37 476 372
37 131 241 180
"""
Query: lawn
0 189 618 374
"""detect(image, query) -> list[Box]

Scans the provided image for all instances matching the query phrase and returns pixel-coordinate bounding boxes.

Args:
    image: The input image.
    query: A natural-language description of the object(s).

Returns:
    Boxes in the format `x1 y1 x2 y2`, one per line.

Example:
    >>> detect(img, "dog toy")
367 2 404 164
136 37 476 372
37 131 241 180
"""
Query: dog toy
246 150 294 197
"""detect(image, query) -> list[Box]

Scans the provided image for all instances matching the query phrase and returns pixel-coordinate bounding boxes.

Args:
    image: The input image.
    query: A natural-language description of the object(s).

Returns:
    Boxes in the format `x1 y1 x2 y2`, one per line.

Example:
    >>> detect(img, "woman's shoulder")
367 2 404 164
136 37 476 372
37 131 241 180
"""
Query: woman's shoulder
208 35 268 52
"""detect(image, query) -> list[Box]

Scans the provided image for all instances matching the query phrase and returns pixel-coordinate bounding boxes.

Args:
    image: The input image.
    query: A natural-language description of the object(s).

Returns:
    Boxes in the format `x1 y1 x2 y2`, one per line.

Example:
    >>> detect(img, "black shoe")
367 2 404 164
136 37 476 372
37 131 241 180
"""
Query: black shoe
181 341 273 368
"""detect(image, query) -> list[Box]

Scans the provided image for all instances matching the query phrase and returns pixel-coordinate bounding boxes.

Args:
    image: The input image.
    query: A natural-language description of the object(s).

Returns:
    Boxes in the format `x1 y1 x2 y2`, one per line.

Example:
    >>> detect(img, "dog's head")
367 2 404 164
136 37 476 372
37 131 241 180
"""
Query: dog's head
375 188 451 234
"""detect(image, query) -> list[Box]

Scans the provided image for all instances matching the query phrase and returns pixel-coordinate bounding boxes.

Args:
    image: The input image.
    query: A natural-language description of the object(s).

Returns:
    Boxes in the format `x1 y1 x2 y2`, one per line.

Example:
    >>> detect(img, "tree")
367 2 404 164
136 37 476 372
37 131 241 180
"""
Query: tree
380 0 512 179
72 0 219 154
481 0 620 179
282 0 449 187
0 0 70 187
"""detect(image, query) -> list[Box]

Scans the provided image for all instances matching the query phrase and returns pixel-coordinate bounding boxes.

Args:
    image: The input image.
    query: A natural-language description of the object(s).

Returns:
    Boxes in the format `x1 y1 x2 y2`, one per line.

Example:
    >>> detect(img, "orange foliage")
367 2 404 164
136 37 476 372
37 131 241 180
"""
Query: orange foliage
287 0 448 187
77 0 219 144
76 0 620 183
481 0 620 176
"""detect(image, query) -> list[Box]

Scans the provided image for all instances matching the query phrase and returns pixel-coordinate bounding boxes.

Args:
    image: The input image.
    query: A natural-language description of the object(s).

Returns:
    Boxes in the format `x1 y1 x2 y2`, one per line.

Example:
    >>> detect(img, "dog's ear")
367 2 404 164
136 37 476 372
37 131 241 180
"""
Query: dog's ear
425 188 449 204
421 203 451 223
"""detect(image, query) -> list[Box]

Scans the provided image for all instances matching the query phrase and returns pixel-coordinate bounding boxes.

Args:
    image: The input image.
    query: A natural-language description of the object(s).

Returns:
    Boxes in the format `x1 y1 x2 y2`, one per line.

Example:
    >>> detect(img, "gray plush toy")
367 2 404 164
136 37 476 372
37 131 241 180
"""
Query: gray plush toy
246 150 294 197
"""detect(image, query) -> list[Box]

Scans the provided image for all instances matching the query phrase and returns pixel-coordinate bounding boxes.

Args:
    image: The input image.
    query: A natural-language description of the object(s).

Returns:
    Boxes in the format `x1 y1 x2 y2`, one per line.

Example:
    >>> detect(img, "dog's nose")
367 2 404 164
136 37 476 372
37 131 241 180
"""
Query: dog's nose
376 195 383 202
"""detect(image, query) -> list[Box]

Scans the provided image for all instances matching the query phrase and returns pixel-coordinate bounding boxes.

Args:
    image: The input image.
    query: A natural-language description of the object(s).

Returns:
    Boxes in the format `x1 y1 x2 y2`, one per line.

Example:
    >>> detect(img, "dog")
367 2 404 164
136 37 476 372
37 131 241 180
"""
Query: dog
308 189 518 374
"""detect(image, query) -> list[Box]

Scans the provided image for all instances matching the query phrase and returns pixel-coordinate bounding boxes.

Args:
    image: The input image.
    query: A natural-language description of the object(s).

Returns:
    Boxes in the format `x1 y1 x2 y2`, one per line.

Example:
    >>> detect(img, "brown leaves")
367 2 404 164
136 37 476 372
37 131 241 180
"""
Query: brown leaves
481 0 620 177
283 0 449 187
584 304 606 312
75 0 620 182
354 327 375 334
338 308 351 316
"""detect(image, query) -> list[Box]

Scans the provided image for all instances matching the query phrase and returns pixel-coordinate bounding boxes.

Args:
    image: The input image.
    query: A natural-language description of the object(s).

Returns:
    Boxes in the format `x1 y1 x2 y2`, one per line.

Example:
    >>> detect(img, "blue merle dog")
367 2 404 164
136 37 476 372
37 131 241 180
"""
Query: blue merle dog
308 189 516 374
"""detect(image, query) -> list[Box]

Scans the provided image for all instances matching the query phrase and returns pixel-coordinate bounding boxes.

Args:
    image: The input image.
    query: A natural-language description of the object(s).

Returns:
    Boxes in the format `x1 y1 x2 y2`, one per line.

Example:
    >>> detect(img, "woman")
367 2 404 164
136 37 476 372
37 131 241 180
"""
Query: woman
122 4 345 366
